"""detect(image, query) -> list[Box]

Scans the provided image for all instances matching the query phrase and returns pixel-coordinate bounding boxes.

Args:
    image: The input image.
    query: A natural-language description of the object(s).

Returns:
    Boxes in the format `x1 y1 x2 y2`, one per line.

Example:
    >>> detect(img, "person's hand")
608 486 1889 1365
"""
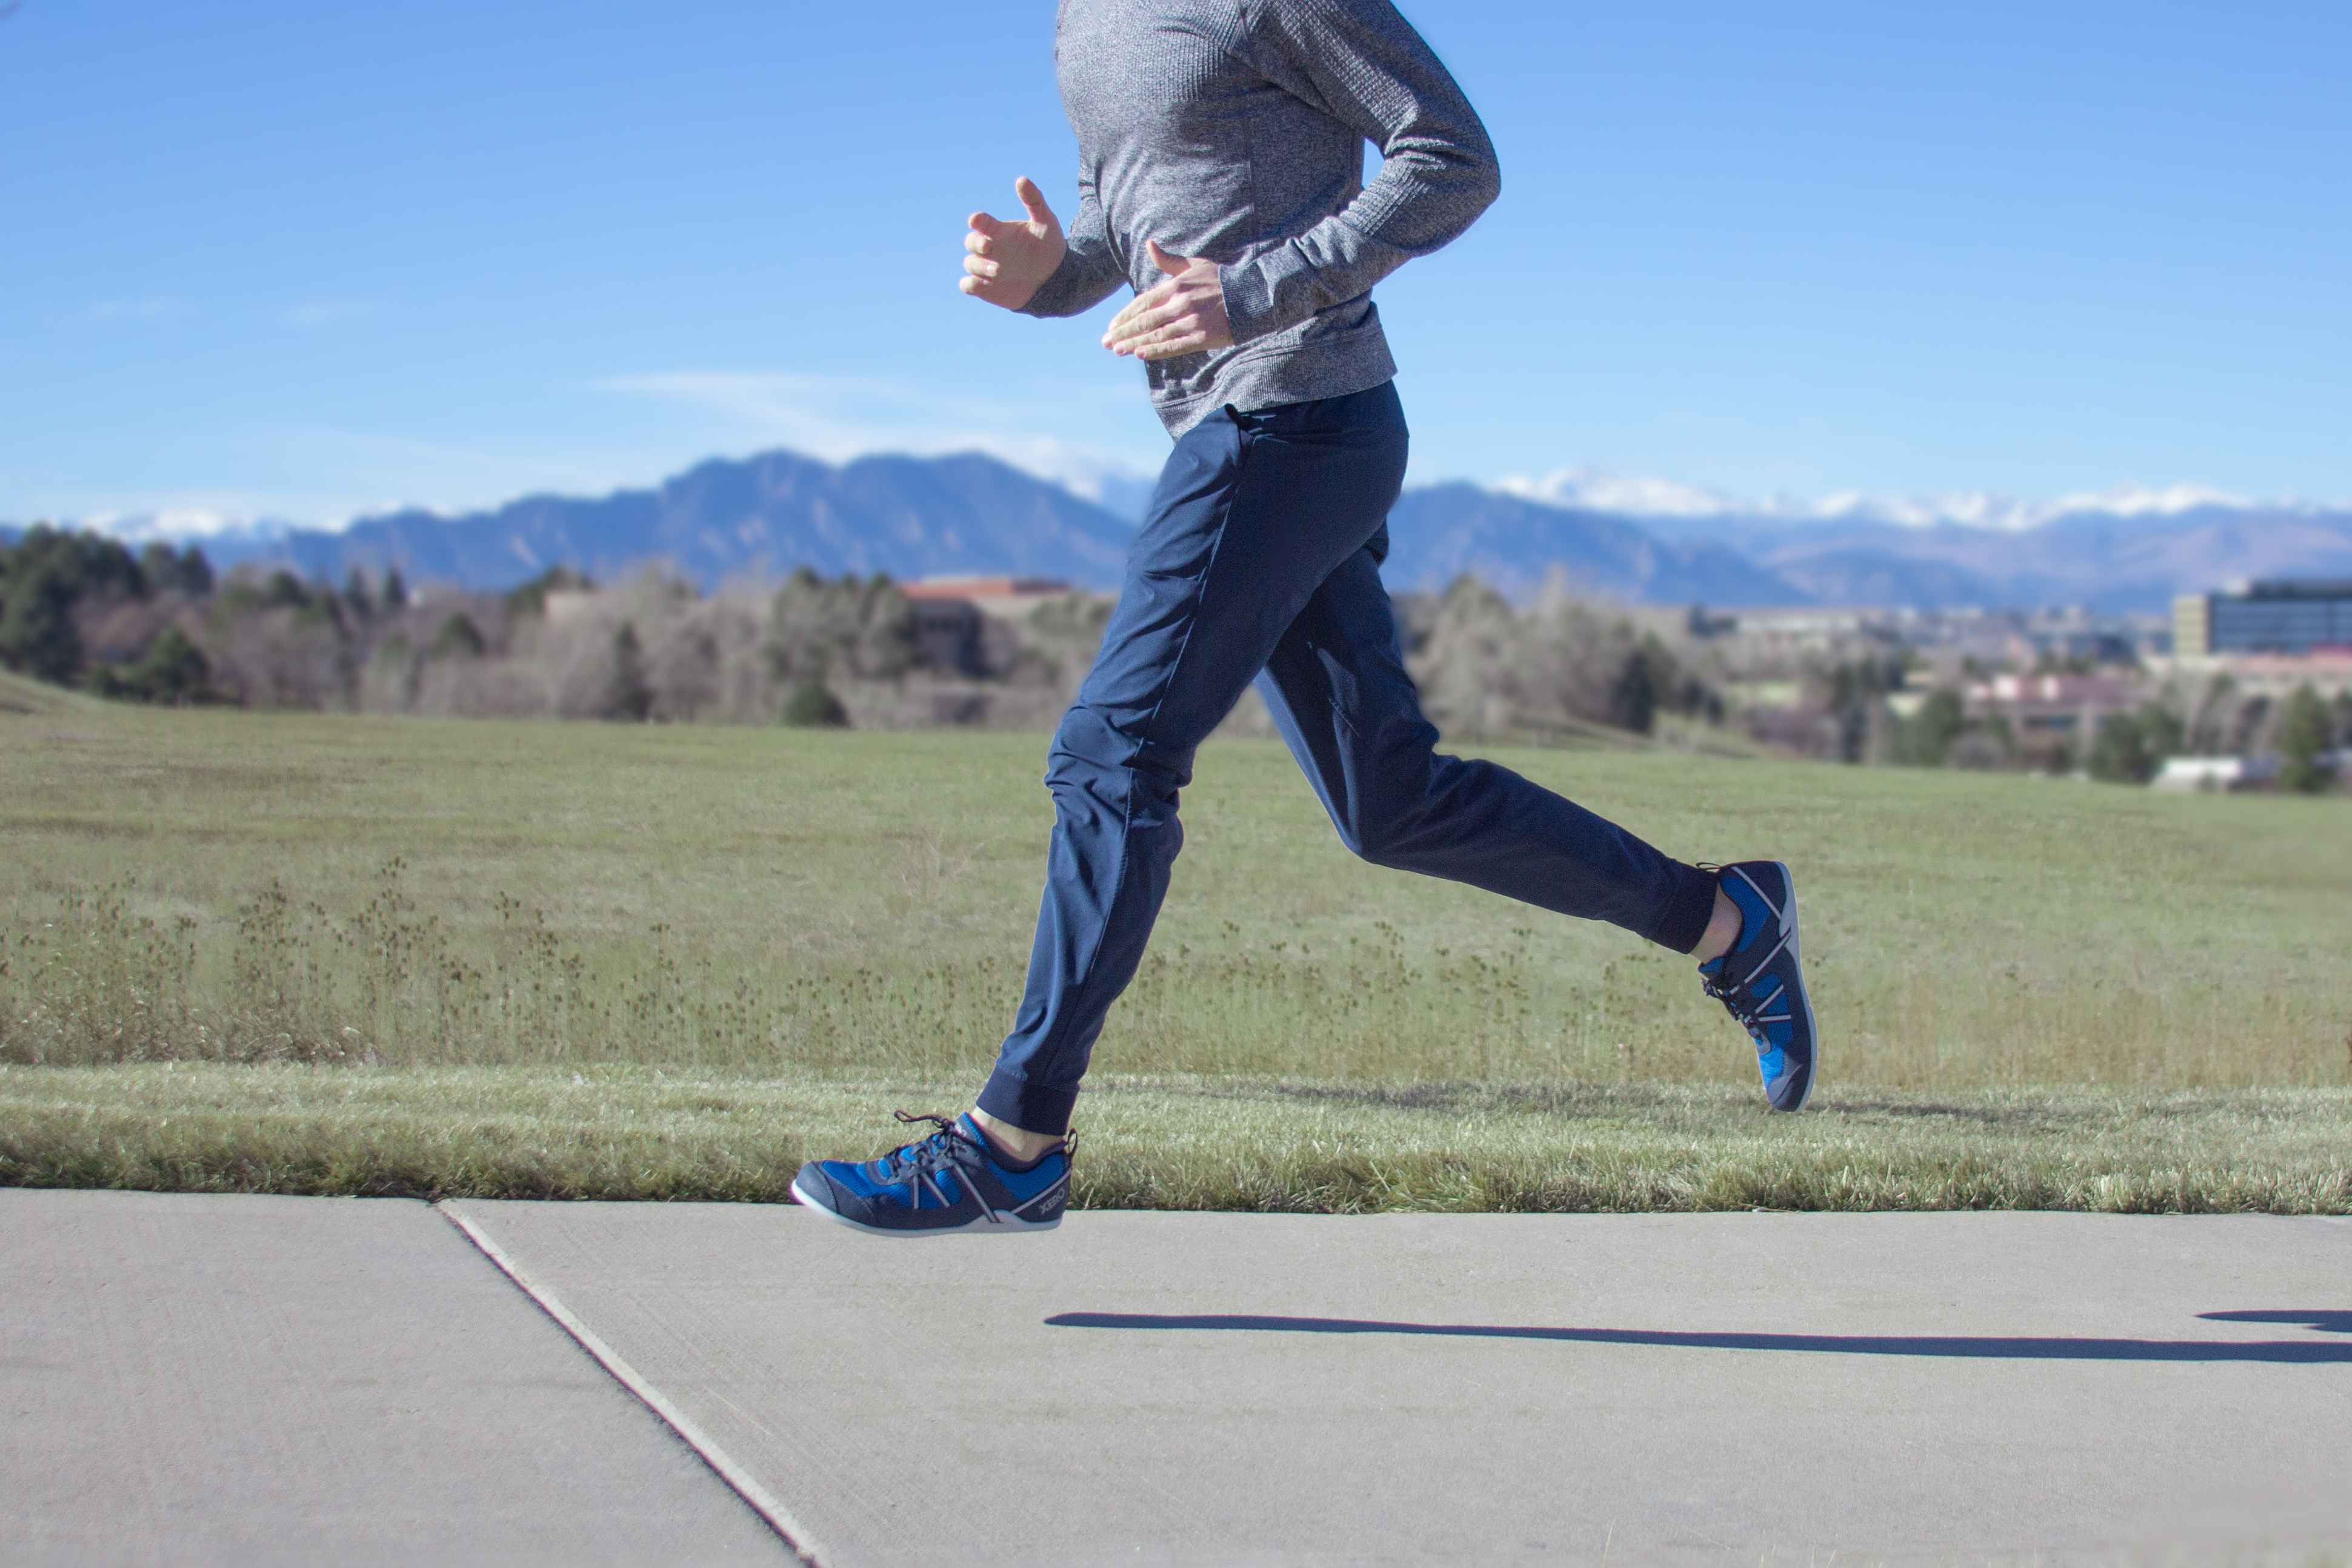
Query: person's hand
959 178 1067 311
1103 241 1233 361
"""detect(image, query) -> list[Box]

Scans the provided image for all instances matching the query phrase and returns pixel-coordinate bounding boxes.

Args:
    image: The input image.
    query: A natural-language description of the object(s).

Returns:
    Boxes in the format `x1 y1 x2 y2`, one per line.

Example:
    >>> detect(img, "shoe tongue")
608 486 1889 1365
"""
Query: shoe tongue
1697 951 1727 977
955 1112 988 1145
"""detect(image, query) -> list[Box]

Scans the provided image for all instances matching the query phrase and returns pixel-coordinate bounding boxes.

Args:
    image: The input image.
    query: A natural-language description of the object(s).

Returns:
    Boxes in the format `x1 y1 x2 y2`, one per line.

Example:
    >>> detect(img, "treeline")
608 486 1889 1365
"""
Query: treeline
0 526 1114 729
1396 577 1722 740
1 526 1735 743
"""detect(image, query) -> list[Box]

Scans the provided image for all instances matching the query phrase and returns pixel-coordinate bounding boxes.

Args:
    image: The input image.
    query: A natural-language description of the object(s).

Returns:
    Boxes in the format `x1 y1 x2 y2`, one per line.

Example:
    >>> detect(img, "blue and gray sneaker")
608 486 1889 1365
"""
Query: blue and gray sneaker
791 1111 1073 1236
1699 862 1819 1112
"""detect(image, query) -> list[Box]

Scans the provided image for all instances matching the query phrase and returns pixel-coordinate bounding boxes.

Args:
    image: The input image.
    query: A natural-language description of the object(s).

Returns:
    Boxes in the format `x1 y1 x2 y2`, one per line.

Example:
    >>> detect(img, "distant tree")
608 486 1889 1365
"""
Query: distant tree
139 542 179 594
1605 645 1659 735
430 613 486 660
2331 690 2352 749
602 621 653 722
2136 702 2185 764
1894 689 1967 768
648 620 721 720
381 566 409 612
780 679 850 728
262 569 308 610
2277 684 2334 795
138 541 215 598
0 560 81 682
767 568 921 683
93 626 212 705
2086 711 2156 785
2228 694 2272 756
342 567 375 620
853 576 918 680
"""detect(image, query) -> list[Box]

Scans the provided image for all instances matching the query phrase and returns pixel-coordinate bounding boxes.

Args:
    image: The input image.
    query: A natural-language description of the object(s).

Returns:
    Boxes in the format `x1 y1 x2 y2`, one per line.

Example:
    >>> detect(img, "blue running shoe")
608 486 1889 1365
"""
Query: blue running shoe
791 1111 1073 1237
1698 862 1820 1112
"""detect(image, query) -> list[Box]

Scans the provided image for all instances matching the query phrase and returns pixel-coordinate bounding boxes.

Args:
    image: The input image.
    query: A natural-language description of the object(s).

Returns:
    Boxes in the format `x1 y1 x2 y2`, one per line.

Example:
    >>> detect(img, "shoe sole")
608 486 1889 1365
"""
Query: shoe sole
788 1177 1064 1237
1768 860 1820 1113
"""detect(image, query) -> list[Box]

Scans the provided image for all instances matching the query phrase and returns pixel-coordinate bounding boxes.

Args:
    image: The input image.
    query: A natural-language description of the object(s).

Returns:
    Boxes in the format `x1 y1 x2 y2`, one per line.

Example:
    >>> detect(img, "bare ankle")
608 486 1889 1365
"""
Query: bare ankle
1693 883 1742 965
970 1107 1062 1163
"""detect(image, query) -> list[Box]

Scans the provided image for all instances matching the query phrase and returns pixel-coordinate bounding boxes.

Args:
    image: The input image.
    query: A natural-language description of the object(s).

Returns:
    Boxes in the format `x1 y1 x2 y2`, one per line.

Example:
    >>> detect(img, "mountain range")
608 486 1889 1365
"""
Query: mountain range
12 450 2351 613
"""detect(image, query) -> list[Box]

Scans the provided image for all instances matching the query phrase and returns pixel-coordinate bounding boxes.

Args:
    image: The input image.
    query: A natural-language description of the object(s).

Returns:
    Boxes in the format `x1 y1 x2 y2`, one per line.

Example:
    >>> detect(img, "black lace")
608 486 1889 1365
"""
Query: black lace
1702 967 1770 1040
876 1109 973 1177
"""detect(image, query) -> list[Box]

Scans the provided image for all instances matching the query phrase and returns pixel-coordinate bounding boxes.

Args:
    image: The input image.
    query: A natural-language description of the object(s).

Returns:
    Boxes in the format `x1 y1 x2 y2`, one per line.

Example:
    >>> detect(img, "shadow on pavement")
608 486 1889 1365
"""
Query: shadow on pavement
2198 1309 2352 1334
1045 1311 2352 1363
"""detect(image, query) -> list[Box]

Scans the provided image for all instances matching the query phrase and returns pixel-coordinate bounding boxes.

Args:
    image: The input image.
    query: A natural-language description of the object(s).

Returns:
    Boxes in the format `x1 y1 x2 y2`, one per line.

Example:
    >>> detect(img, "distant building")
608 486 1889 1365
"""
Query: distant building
902 576 1072 614
2174 579 2352 657
1965 671 2142 739
901 576 1082 673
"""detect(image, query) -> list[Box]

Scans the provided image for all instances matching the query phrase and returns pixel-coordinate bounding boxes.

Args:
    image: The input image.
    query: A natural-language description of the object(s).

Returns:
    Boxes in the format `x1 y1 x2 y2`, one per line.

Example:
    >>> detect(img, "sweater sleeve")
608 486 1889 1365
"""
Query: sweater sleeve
1019 170 1130 319
1221 0 1500 345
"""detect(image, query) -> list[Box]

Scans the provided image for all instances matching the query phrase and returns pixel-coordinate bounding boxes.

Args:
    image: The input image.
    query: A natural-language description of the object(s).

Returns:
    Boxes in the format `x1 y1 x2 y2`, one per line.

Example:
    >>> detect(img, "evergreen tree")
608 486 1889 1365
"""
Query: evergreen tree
139 542 177 595
1605 646 1659 734
382 566 409 612
2087 711 2156 784
603 622 653 722
430 613 486 660
780 680 850 728
0 563 81 682
1895 689 1967 767
101 626 212 704
2277 684 2334 795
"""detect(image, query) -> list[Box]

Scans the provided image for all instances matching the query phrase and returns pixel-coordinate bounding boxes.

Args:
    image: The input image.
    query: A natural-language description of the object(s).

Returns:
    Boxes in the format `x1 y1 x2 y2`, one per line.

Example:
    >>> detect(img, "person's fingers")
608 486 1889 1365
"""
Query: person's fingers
969 211 1005 238
1136 331 1208 361
1015 176 1054 227
964 254 999 281
965 230 993 258
1118 316 1208 359
1104 280 1177 339
1106 293 1191 345
1145 238 1191 276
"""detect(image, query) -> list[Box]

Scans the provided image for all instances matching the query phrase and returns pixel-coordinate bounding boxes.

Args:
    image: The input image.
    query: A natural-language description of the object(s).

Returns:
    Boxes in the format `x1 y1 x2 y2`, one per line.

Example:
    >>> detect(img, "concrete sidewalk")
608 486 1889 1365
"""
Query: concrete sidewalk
445 1204 2352 1567
6 1194 2349 1566
0 1191 787 1567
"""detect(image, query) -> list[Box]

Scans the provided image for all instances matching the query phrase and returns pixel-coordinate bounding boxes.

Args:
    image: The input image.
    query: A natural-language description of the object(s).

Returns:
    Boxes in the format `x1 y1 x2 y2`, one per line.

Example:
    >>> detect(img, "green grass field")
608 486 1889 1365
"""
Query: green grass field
5 673 2349 1210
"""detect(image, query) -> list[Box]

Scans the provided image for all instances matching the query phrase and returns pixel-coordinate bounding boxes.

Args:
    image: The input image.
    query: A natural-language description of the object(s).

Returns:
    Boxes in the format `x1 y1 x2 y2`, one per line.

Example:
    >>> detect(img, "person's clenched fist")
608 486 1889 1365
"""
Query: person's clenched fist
1102 241 1233 362
959 178 1067 312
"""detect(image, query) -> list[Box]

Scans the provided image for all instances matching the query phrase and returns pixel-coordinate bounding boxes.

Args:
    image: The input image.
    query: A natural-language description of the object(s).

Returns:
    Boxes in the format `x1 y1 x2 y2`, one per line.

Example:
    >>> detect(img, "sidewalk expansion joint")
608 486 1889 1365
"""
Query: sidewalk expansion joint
434 1201 828 1566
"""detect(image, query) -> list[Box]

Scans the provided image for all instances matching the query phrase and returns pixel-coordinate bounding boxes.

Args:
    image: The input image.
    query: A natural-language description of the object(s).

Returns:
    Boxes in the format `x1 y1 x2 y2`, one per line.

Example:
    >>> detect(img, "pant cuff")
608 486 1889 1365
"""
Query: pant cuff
1651 862 1720 955
976 1071 1080 1137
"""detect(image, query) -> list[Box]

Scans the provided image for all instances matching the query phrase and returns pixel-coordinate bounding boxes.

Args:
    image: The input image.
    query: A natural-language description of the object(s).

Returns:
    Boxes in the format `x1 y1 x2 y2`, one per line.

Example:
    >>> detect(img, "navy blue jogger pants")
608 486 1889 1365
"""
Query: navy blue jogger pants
976 382 1719 1134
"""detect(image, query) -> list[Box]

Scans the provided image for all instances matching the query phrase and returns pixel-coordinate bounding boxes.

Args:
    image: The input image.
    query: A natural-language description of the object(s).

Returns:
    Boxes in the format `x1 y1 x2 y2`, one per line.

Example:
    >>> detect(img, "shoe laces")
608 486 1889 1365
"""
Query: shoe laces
877 1109 976 1178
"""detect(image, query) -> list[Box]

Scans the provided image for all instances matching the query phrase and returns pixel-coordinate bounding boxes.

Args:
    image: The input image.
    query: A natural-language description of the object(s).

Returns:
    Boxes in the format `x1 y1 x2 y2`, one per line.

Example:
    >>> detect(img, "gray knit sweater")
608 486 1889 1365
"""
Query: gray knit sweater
1019 0 1499 435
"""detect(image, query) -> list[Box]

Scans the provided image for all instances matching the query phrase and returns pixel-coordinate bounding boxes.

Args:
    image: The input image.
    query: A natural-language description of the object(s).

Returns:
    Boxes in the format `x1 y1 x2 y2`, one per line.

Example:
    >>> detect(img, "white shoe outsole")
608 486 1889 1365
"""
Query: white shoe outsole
788 1177 1064 1237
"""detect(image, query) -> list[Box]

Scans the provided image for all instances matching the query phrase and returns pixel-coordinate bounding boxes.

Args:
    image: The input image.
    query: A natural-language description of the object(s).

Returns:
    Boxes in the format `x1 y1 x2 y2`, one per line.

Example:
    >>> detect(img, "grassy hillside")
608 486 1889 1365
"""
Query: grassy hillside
0 669 106 717
4 698 2347 1208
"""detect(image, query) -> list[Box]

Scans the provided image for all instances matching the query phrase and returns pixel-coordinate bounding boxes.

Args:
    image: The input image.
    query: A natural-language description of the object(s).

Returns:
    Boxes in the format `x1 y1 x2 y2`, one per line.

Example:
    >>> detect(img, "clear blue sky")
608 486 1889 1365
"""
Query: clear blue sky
4 0 2347 527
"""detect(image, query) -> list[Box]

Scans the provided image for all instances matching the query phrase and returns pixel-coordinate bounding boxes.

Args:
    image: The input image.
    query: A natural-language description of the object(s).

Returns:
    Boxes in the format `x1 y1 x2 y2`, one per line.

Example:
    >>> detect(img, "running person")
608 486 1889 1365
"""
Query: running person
793 0 1818 1236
